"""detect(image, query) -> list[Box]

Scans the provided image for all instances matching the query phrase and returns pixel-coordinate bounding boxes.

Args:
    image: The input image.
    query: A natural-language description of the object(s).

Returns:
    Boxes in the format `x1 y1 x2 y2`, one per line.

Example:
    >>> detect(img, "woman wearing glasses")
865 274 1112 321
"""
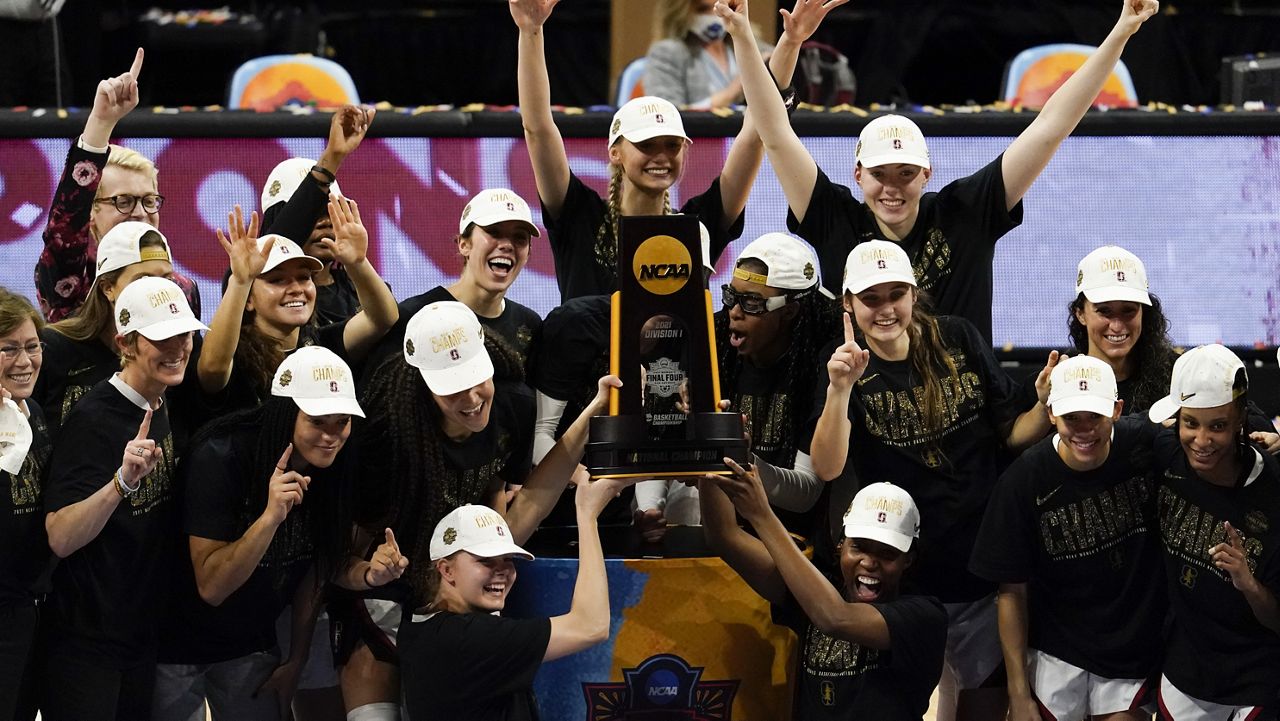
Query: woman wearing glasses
34 47 200 323
0 288 54 720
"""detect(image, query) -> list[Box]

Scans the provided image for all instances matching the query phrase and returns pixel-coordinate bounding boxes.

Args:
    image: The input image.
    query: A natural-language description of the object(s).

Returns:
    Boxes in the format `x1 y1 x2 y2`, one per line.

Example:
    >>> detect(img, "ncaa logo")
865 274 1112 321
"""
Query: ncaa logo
644 669 679 706
632 235 692 296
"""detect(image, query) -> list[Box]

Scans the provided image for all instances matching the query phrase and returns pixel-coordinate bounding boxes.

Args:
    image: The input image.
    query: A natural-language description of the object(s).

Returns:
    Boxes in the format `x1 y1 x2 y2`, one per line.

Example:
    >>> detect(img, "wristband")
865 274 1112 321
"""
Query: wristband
310 165 336 184
363 565 376 588
781 85 798 116
113 468 139 498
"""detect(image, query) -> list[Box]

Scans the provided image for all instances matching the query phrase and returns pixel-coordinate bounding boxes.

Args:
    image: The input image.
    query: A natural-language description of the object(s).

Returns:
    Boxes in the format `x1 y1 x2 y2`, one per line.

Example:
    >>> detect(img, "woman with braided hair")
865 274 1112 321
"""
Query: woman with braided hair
511 0 846 301
336 301 617 721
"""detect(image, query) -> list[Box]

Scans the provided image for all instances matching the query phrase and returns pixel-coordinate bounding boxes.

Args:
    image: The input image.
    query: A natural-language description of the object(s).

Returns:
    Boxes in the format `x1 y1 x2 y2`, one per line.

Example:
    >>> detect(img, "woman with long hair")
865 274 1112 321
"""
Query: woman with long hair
0 288 54 720
511 0 844 301
809 240 1056 720
41 277 207 721
197 197 397 413
154 347 402 721
34 48 199 323
338 301 619 720
35 221 186 439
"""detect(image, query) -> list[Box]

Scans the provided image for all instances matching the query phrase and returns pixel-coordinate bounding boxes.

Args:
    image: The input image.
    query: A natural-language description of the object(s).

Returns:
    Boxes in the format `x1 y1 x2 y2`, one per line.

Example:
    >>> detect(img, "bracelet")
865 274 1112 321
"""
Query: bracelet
363 565 376 589
112 469 139 499
310 165 336 184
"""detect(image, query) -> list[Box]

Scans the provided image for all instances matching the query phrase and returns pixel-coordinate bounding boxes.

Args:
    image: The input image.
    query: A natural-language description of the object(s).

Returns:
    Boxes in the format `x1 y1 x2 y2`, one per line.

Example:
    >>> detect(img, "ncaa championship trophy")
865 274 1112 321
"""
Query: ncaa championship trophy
586 214 747 479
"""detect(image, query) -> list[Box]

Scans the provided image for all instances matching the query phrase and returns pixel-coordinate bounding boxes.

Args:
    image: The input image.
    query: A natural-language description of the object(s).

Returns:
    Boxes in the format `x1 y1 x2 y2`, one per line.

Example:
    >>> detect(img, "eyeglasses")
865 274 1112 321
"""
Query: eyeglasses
0 341 45 360
95 194 165 214
721 285 790 316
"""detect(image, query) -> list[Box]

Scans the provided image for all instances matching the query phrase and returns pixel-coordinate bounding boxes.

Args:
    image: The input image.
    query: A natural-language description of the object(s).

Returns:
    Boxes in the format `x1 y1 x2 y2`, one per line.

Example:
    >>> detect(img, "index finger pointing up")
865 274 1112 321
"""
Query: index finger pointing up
277 443 294 471
385 527 400 553
842 311 855 344
129 48 145 82
135 408 153 441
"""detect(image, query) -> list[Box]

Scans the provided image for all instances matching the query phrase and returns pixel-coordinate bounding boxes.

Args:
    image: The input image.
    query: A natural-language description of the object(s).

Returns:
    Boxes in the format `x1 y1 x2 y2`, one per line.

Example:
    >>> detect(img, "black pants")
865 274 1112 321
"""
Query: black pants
41 642 156 721
0 604 39 721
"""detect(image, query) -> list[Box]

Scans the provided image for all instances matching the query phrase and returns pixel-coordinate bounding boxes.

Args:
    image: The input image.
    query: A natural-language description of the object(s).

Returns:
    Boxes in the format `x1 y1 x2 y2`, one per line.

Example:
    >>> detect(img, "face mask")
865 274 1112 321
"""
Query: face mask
688 13 725 43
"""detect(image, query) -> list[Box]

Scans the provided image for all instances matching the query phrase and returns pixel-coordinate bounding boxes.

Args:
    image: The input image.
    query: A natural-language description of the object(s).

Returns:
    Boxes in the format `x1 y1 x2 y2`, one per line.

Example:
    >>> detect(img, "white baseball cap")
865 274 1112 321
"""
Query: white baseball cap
114 276 208 341
842 482 920 553
0 398 33 476
430 504 533 561
403 301 495 396
1048 355 1119 417
271 346 365 418
735 233 821 292
855 115 930 169
261 158 342 212
842 240 916 294
1076 246 1151 305
1148 344 1248 422
608 96 691 148
93 221 173 280
256 234 325 275
458 188 540 237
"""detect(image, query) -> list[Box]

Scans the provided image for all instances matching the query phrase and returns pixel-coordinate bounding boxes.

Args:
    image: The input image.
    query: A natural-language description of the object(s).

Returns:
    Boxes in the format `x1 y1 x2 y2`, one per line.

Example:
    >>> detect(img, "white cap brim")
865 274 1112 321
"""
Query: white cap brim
418 353 495 396
619 127 692 146
135 317 208 341
294 396 366 419
263 254 325 275
1082 287 1151 306
843 270 917 295
857 152 930 170
464 214 540 237
457 539 534 561
1049 395 1116 418
1148 395 1180 422
842 522 914 553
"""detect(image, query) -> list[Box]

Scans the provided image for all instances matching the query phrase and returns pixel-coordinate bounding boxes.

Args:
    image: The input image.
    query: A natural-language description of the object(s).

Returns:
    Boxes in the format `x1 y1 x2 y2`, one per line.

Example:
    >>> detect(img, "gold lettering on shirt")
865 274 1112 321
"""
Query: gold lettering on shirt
1158 482 1265 578
803 624 880 677
1038 475 1151 559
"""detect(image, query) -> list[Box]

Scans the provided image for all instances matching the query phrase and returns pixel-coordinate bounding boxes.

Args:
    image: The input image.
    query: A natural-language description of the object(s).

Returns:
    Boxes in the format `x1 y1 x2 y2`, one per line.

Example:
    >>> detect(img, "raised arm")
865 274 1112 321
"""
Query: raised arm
511 0 572 218
504 375 621 542
36 48 146 322
1000 0 1157 210
46 409 160 558
188 445 309 606
717 0 820 222
997 583 1041 721
326 195 398 360
810 313 867 480
266 105 375 241
544 476 632 661
718 0 849 229
699 472 786 603
197 207 267 394
715 457 893 648
1004 350 1057 453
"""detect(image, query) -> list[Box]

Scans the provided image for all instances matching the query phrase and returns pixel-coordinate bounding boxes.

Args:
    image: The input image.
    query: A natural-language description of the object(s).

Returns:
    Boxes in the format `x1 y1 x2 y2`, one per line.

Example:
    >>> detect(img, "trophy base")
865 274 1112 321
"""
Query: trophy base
586 412 748 480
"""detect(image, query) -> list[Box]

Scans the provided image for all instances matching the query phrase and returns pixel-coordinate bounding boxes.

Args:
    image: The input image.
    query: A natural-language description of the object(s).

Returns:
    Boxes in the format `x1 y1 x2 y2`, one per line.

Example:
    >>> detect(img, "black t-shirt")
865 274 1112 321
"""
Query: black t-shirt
1155 435 1280 706
787 156 1022 343
44 379 180 666
806 316 1023 602
970 416 1165 679
774 592 946 721
0 401 54 606
542 172 745 301
160 425 319 664
401 610 550 721
315 266 362 327
382 286 542 384
206 321 348 419
32 326 118 442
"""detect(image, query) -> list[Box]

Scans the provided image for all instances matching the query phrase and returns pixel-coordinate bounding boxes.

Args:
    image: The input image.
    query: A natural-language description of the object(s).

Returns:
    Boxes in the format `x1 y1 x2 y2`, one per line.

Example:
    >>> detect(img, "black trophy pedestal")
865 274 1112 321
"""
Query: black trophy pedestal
585 412 748 479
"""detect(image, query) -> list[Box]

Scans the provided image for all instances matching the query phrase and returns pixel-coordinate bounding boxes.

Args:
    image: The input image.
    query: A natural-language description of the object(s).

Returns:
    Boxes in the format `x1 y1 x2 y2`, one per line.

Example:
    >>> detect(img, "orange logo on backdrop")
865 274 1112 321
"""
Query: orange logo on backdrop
1017 54 1135 109
242 64 351 113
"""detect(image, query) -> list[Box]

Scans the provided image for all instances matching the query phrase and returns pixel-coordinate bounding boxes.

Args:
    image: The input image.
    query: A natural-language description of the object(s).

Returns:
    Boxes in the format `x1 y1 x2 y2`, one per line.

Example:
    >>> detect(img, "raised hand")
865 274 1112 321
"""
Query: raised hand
576 477 635 519
91 48 145 126
1119 0 1158 36
366 528 409 587
509 0 560 30
121 408 161 487
264 444 309 527
1212 522 1259 593
216 205 267 283
712 456 771 523
324 194 368 267
587 374 623 415
827 312 870 392
1033 350 1062 406
780 0 850 43
325 104 376 159
713 0 752 38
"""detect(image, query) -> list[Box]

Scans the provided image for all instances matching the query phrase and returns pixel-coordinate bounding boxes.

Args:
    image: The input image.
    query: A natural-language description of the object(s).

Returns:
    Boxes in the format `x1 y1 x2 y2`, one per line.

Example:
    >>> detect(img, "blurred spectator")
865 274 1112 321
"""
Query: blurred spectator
642 0 771 109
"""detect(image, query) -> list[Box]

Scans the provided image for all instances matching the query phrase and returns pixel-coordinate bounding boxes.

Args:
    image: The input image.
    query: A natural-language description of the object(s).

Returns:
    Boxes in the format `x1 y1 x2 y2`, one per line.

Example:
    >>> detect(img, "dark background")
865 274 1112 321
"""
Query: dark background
16 0 1280 110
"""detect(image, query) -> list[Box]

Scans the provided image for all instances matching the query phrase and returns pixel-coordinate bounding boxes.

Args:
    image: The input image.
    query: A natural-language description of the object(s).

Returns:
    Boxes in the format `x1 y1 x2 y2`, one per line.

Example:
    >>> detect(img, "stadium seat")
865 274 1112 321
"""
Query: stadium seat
1002 43 1138 109
615 57 647 107
228 54 360 112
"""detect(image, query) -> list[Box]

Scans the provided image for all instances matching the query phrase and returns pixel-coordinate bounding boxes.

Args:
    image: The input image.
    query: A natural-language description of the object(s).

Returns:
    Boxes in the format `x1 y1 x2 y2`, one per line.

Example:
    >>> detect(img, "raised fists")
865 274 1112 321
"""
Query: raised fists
216 205 267 284
120 408 162 487
1119 0 1159 36
713 0 752 38
509 0 560 30
326 104 376 159
827 313 870 392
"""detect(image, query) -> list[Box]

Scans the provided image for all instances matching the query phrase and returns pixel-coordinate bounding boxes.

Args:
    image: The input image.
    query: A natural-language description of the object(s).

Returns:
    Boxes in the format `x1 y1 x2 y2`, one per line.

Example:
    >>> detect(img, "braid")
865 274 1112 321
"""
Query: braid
594 165 675 281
